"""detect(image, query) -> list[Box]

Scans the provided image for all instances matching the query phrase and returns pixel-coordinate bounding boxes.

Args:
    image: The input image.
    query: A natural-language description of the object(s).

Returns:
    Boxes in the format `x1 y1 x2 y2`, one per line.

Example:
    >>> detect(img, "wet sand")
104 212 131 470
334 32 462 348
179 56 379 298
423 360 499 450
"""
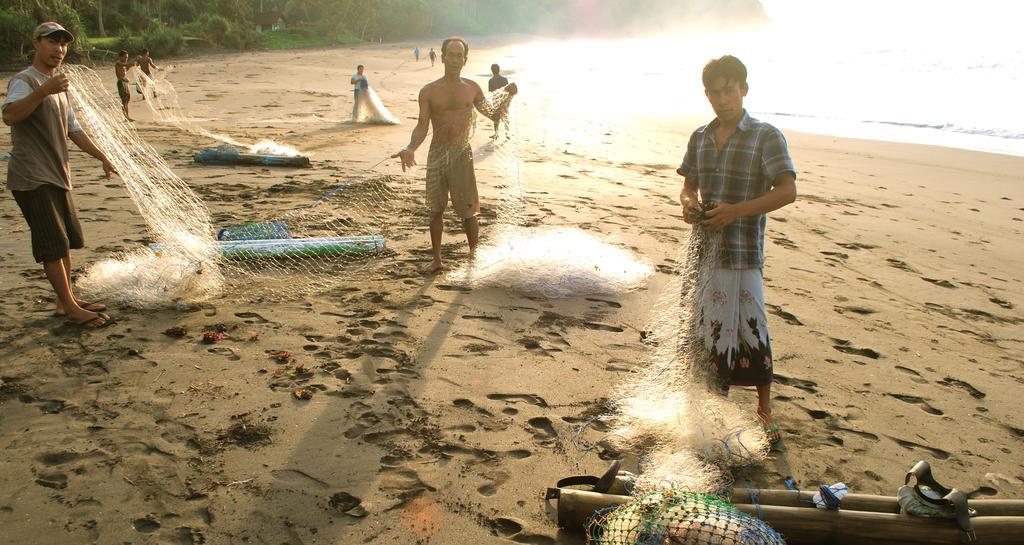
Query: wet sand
1 42 1023 544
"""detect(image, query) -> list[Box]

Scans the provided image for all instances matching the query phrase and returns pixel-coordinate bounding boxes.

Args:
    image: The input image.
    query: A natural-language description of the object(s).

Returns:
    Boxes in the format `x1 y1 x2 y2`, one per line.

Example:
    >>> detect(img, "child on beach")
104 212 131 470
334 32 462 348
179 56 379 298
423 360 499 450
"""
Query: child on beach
115 50 135 121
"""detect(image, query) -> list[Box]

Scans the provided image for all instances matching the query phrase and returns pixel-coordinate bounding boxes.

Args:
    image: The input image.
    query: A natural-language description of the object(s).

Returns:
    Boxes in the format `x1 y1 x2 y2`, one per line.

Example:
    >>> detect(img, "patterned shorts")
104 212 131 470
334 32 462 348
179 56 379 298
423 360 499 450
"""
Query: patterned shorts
425 143 479 219
700 268 773 389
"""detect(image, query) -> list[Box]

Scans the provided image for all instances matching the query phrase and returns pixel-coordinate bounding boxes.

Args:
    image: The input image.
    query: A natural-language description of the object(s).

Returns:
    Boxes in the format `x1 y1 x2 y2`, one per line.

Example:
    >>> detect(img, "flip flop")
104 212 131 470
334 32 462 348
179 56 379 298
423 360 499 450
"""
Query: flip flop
757 411 782 445
63 313 113 329
54 301 108 317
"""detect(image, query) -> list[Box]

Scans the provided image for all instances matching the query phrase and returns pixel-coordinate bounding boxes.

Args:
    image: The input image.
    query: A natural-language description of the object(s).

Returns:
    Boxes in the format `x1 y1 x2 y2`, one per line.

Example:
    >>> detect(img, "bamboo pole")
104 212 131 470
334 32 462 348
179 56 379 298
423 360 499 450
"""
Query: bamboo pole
549 488 1024 544
731 489 1024 517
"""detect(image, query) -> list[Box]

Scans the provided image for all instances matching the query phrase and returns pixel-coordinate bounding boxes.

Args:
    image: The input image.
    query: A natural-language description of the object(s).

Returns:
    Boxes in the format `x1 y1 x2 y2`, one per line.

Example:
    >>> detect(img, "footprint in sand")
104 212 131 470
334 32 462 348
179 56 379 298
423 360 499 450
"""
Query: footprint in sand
767 304 803 326
922 277 957 288
527 417 558 447
774 374 817 393
487 393 549 408
886 435 951 460
888 393 944 415
938 377 986 399
132 516 161 533
894 366 928 384
477 470 511 496
831 339 881 359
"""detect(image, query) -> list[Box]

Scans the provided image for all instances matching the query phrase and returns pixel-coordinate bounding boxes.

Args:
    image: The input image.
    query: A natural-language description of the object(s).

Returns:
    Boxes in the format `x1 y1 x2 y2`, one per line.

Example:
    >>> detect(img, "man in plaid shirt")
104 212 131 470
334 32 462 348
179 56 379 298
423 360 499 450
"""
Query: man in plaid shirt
677 55 797 445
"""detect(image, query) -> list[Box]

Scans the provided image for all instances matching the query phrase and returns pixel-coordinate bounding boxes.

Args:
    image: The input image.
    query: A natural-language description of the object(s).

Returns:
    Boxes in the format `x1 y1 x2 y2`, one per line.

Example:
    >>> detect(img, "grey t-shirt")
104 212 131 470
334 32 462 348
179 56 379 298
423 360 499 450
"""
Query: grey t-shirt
2 66 83 191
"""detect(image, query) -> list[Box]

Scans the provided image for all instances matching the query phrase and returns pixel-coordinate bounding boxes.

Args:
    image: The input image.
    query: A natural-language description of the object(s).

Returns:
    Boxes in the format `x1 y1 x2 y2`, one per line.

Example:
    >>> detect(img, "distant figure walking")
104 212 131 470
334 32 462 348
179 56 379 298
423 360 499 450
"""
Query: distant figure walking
414 47 421 61
428 48 436 67
350 64 369 120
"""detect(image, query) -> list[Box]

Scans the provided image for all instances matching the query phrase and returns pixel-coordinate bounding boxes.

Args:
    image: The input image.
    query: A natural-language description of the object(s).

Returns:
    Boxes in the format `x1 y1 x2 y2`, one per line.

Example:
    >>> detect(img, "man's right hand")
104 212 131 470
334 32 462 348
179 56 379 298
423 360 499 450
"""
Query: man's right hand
680 188 701 224
40 74 70 95
391 148 416 172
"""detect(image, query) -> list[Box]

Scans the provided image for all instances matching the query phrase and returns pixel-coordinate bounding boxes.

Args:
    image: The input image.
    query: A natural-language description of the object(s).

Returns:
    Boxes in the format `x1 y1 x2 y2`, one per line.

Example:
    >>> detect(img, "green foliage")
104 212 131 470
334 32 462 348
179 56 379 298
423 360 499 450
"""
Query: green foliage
259 26 358 50
141 23 185 56
202 14 232 42
161 0 199 26
0 7 36 61
116 28 144 53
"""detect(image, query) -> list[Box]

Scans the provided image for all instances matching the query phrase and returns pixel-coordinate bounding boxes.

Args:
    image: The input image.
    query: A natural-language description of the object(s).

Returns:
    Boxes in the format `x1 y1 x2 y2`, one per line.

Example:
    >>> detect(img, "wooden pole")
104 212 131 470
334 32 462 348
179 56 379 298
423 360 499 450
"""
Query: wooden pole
731 489 1024 517
734 504 1024 545
549 488 1024 544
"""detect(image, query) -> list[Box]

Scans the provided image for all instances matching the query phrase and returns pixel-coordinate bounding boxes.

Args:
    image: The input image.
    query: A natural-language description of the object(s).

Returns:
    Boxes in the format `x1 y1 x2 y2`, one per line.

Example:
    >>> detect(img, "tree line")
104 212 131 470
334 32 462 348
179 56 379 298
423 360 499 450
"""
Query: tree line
1 0 766 63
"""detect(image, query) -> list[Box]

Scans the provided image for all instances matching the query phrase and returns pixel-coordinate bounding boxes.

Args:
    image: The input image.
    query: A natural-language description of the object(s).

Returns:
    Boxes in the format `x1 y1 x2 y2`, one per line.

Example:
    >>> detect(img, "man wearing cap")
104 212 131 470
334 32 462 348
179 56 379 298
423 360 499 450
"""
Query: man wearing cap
2 22 118 328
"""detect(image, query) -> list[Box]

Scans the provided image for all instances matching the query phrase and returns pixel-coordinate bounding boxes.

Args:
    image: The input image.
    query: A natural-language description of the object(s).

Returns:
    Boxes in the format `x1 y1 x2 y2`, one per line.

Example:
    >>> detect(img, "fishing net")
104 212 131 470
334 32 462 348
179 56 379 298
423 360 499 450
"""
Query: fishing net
594 205 770 492
61 62 650 308
353 86 401 125
587 489 785 545
64 64 396 306
444 94 652 297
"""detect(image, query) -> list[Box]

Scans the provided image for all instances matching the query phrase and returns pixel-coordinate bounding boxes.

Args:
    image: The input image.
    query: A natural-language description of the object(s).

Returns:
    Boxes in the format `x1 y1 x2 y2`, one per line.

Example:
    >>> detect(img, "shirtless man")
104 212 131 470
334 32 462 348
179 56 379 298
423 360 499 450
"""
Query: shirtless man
134 48 159 98
392 37 516 272
115 50 135 121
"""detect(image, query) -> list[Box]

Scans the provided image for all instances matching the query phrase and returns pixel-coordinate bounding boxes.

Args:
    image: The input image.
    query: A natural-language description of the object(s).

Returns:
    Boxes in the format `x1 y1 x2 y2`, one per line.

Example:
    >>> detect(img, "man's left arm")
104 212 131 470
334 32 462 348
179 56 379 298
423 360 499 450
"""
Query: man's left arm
703 129 796 230
68 130 118 180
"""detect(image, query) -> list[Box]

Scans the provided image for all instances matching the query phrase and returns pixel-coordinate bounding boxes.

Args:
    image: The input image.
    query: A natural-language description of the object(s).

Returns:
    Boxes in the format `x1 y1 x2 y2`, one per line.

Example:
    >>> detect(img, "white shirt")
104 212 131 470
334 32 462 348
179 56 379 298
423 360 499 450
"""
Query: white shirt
3 71 83 133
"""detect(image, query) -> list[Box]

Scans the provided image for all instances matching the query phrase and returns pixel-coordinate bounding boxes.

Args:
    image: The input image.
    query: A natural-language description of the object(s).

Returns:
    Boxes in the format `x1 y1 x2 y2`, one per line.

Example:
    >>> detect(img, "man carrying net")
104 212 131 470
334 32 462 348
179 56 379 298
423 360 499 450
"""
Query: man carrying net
2 22 118 328
392 37 517 273
677 55 797 445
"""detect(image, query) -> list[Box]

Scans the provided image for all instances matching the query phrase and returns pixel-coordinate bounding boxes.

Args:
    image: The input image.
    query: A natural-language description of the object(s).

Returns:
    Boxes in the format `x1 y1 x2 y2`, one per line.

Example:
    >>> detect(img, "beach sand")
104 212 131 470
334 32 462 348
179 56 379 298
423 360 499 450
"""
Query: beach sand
1 42 1022 544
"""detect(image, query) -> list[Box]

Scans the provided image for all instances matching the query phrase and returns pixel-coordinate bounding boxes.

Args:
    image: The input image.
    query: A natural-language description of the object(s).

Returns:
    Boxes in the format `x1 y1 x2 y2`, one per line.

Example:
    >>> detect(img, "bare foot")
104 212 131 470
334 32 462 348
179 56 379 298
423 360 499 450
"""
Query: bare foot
421 260 445 274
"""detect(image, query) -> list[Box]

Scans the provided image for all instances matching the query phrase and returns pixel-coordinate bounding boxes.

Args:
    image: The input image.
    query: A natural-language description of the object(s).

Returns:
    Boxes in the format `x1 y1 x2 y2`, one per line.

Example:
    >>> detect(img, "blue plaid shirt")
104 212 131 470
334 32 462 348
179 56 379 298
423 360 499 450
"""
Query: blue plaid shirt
678 110 795 269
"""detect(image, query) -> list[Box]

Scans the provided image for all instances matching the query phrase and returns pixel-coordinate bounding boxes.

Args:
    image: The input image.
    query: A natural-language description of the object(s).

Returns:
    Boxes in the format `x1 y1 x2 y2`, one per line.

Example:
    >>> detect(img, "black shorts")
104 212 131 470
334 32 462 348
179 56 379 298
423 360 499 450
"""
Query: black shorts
12 184 84 263
117 79 130 103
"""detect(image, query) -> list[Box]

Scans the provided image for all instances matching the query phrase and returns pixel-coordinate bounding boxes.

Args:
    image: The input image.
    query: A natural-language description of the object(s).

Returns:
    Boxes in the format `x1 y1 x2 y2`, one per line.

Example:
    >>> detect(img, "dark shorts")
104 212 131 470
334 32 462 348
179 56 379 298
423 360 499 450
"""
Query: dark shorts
12 184 84 263
117 79 130 103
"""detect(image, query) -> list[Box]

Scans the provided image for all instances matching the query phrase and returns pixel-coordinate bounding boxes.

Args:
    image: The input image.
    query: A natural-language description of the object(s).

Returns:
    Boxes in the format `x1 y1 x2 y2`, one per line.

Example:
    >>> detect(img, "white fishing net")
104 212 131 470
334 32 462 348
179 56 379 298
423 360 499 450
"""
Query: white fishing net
599 215 770 494
62 61 651 307
64 64 395 306
352 86 401 125
445 96 652 297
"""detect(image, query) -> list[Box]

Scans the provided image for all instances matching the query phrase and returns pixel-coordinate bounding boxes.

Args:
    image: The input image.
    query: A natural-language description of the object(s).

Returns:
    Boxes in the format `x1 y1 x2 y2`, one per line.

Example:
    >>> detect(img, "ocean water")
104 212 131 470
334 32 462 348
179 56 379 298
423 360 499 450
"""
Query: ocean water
505 0 1024 156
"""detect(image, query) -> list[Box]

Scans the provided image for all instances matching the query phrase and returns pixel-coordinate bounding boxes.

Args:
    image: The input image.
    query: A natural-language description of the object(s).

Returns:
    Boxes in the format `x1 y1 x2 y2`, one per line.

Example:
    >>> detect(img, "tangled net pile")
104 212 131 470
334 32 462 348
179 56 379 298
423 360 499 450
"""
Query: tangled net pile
446 96 652 297
598 216 770 492
588 490 784 545
65 64 399 306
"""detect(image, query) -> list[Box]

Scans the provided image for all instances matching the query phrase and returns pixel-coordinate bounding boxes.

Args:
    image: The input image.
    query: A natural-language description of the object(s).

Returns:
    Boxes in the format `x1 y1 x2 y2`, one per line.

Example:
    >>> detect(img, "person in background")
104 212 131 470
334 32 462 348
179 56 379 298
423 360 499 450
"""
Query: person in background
114 50 135 121
350 64 369 120
487 63 509 137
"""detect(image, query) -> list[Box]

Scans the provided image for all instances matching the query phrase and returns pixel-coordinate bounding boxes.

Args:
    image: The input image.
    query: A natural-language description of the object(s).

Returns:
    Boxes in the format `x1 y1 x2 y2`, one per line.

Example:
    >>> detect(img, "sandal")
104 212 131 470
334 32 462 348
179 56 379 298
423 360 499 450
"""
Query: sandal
64 313 112 329
54 301 107 317
757 411 782 445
